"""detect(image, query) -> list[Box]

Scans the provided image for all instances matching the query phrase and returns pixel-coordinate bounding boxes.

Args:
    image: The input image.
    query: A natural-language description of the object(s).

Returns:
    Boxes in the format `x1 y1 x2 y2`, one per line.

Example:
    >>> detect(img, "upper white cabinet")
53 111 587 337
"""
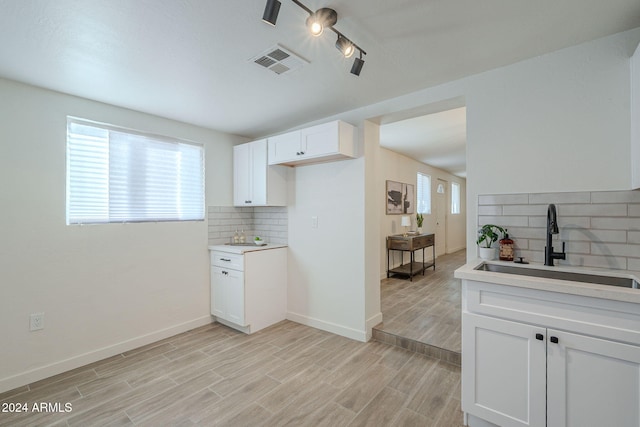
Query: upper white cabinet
268 120 356 166
632 41 640 189
233 139 287 207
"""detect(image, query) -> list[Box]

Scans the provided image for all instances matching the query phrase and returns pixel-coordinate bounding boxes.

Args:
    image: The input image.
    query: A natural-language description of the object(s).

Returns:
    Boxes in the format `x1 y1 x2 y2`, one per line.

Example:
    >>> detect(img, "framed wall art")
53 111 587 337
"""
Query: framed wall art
386 180 414 215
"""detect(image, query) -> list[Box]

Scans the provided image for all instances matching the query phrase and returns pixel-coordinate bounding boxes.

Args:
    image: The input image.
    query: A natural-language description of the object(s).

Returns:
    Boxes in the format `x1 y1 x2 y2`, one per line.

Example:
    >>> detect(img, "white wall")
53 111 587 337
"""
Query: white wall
326 27 640 262
379 148 467 277
285 151 370 341
0 78 243 392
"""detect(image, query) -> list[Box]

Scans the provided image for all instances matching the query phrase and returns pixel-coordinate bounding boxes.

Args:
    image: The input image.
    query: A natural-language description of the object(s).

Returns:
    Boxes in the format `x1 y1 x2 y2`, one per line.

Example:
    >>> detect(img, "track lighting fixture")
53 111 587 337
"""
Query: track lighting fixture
261 0 367 76
262 0 281 26
335 35 355 58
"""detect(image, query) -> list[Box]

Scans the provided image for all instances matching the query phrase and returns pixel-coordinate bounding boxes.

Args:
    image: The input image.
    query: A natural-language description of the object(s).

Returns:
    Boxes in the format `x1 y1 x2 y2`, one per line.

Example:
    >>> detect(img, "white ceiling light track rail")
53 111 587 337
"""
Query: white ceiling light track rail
261 0 367 76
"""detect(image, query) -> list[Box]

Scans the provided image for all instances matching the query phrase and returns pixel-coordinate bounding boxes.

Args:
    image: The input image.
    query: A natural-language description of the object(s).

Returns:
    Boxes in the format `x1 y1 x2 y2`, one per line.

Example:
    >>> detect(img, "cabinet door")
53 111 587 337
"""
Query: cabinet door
224 268 245 326
210 266 227 318
300 121 339 158
632 41 640 189
547 329 640 427
233 143 251 206
462 313 547 427
248 140 267 205
268 130 301 165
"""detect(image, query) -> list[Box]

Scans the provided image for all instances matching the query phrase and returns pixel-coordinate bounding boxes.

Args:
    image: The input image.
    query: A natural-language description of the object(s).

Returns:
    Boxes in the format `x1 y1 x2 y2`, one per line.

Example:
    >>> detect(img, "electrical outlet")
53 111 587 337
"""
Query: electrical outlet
30 313 44 331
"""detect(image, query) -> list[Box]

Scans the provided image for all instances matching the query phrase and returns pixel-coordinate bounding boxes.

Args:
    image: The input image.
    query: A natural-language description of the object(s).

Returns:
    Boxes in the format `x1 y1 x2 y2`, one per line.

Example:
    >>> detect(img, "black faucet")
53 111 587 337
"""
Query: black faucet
545 204 566 266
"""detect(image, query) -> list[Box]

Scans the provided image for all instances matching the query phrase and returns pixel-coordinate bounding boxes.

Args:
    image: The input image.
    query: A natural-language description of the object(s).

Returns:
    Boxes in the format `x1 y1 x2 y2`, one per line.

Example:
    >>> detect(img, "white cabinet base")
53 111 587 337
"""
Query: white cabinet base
210 247 287 334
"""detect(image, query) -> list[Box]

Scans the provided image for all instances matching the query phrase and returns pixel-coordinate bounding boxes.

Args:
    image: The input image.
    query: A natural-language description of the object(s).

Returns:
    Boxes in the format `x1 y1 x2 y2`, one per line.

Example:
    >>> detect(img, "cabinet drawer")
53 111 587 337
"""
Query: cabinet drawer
211 251 244 270
413 234 434 248
387 234 434 250
387 238 411 250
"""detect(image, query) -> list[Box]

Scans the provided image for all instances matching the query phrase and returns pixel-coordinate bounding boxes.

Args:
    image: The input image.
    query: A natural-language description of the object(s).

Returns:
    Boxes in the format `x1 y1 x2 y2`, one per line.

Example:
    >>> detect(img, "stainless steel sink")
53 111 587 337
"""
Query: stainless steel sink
474 263 639 289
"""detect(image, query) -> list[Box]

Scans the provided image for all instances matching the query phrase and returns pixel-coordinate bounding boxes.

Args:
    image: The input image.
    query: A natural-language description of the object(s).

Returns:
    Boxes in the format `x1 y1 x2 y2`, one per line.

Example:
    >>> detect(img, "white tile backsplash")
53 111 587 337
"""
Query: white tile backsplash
478 190 640 271
207 206 288 246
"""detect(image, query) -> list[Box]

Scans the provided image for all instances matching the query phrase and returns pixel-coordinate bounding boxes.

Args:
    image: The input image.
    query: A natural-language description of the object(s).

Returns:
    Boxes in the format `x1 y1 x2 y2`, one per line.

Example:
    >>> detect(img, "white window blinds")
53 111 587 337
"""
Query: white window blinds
66 118 204 224
416 173 431 214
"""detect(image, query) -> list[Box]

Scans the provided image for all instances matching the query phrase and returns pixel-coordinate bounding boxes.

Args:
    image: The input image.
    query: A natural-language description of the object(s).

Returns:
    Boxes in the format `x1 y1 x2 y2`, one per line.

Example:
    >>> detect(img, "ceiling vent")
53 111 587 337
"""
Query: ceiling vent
250 44 308 75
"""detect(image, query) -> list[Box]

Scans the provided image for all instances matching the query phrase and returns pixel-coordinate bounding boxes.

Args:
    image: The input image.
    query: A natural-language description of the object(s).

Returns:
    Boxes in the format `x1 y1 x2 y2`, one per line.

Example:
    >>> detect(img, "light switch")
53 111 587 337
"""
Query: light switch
311 216 318 228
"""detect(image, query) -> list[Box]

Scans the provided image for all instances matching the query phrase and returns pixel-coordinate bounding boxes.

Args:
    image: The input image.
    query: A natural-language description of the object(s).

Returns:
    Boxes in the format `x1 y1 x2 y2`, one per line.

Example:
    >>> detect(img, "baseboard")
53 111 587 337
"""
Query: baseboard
0 315 212 394
286 311 367 342
447 245 466 254
365 312 383 341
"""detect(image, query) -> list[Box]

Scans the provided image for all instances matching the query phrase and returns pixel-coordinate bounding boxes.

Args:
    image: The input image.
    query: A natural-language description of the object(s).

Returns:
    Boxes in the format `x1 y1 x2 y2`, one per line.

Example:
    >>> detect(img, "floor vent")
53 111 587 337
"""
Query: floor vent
250 44 308 75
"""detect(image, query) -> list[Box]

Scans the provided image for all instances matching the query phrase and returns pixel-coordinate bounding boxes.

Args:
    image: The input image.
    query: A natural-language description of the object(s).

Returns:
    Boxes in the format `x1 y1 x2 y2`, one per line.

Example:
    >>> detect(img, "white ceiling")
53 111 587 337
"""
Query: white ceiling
380 107 467 177
0 0 639 172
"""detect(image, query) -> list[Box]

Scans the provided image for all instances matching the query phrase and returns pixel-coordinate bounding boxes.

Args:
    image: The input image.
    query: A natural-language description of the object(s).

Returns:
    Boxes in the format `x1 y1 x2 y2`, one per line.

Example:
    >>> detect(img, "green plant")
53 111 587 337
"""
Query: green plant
254 236 262 241
476 224 506 248
416 213 424 228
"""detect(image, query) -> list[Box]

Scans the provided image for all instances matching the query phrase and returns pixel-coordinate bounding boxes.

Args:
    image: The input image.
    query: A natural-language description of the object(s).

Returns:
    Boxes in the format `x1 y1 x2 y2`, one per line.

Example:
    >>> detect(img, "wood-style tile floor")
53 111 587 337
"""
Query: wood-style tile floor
377 250 467 353
0 320 462 426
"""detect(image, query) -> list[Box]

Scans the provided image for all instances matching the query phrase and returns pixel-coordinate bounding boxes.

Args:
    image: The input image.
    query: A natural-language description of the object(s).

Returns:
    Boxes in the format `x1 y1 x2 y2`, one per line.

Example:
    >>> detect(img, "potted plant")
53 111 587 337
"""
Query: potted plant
477 224 506 260
416 213 424 234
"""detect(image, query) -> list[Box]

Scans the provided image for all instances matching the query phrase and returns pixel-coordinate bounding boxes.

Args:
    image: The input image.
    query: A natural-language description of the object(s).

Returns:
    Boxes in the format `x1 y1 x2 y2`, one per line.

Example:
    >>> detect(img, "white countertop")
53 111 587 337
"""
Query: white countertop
455 258 640 304
208 244 288 254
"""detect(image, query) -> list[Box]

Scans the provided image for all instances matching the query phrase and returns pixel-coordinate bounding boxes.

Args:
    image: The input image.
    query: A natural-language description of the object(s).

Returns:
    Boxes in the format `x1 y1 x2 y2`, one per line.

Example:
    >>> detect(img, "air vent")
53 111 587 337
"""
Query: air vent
250 44 308 75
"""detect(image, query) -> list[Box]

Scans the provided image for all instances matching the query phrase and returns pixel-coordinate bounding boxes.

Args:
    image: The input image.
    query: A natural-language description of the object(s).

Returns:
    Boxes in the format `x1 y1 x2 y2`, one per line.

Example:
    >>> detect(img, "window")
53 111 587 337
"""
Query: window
451 182 461 214
416 173 431 214
66 118 204 224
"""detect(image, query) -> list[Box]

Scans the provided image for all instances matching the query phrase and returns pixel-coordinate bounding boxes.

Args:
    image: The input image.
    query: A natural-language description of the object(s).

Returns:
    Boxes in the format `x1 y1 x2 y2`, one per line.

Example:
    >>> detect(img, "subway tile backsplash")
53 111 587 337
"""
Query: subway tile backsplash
207 206 288 246
478 190 640 271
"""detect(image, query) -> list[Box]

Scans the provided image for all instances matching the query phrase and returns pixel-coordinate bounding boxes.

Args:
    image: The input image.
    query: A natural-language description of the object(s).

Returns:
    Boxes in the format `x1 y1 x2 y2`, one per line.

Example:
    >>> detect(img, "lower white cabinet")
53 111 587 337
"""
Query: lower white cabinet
211 266 245 326
462 314 546 427
462 280 640 427
210 247 286 334
547 329 640 427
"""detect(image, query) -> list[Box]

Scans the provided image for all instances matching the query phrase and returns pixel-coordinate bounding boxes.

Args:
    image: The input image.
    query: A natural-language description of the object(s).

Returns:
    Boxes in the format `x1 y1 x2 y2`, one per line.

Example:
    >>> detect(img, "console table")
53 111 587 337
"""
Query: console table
387 233 435 281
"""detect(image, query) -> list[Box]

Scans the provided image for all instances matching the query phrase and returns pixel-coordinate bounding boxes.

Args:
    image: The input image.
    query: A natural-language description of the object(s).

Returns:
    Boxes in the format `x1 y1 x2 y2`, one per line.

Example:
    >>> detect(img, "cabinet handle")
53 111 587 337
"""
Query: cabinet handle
300 151 305 155
296 151 300 155
535 333 544 341
550 336 559 344
245 200 251 204
222 271 228 275
220 258 231 262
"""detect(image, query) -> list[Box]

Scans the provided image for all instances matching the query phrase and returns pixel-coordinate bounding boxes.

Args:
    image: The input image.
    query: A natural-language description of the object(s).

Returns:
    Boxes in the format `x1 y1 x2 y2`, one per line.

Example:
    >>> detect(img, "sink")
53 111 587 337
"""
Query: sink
474 263 639 289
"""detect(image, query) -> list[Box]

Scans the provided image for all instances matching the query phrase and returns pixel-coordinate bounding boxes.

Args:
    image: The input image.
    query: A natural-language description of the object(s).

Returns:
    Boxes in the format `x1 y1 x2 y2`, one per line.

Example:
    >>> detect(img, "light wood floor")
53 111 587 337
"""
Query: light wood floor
0 320 462 426
377 250 467 354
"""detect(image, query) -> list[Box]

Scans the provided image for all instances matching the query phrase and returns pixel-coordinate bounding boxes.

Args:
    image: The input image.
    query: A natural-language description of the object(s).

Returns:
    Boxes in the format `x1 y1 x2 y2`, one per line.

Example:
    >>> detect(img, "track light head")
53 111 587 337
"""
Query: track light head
306 8 337 37
351 52 365 76
262 0 281 26
335 36 355 58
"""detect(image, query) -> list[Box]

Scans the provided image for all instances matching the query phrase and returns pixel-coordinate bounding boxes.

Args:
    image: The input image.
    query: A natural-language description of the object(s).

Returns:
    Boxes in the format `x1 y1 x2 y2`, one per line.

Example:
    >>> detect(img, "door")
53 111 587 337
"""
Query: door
435 178 447 255
233 143 250 206
462 313 547 427
301 121 337 158
547 329 640 427
211 266 227 318
224 268 245 326
211 267 245 325
249 140 267 205
267 130 301 164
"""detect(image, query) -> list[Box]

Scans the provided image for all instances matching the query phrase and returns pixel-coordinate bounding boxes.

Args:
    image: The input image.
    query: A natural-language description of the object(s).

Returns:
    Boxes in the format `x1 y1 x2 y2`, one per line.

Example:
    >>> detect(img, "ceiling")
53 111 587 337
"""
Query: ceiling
0 1 639 172
380 107 467 177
